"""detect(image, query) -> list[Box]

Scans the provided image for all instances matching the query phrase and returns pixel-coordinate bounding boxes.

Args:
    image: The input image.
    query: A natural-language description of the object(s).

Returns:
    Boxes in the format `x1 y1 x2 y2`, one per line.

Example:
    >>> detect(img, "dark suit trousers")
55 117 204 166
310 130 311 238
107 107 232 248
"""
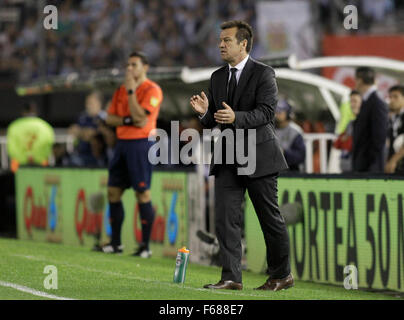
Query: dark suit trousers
214 164 291 283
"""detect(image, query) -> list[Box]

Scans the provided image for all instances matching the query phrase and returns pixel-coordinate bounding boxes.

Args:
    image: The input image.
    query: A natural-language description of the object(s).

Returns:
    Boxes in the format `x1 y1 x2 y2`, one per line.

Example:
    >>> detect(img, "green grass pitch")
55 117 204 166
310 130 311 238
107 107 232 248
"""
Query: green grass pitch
0 238 401 300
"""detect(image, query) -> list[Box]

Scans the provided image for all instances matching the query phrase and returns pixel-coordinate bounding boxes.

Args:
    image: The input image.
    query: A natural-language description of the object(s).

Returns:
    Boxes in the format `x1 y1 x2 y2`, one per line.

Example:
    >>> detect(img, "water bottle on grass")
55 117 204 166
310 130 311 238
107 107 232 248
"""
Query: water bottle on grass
173 247 190 284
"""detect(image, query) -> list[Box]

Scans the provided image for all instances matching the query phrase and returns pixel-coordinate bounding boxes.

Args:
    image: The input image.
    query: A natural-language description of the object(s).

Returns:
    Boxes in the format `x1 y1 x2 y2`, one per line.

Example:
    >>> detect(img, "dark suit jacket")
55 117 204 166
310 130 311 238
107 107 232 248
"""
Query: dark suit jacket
352 91 388 172
200 57 288 178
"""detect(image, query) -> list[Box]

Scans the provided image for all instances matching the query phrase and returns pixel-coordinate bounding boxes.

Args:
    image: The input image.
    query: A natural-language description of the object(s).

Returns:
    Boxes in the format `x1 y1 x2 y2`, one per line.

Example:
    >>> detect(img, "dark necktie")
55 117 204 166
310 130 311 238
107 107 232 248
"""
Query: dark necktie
227 67 237 107
221 67 237 165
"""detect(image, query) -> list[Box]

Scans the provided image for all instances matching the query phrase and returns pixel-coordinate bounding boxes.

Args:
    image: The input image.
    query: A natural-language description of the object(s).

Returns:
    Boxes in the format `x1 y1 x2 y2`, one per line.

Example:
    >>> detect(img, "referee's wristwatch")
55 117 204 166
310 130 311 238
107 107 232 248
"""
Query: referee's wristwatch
123 116 134 125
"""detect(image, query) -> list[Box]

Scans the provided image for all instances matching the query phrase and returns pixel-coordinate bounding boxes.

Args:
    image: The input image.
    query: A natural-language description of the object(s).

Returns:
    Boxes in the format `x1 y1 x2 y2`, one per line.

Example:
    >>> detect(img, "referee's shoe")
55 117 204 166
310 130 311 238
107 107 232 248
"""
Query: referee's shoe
93 243 123 254
132 243 152 258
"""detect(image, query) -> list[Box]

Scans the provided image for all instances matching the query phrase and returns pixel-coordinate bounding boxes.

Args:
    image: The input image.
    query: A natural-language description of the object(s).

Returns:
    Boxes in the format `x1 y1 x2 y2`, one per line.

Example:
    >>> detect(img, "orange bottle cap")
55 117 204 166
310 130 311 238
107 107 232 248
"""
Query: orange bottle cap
178 247 190 253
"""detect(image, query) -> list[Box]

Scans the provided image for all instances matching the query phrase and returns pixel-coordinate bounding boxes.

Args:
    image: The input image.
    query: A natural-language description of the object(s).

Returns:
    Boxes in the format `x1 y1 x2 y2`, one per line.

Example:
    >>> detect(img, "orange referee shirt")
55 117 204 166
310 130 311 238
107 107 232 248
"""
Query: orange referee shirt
108 79 163 140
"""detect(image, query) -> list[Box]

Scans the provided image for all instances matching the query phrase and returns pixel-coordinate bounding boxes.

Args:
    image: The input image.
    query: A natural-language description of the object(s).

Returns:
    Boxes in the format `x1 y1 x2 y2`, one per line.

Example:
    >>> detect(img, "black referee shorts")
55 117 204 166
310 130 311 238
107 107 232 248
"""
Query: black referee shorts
108 138 153 192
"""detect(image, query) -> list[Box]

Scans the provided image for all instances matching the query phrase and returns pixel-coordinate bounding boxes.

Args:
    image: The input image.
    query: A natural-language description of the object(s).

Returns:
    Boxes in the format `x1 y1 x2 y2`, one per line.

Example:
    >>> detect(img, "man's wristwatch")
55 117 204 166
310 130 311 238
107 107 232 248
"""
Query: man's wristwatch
123 116 134 125
127 89 134 95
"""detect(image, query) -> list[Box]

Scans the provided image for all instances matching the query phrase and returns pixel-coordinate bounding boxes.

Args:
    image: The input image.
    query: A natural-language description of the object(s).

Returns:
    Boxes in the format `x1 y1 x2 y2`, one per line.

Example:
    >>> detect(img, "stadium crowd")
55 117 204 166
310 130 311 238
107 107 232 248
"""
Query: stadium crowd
0 0 257 82
1 0 403 82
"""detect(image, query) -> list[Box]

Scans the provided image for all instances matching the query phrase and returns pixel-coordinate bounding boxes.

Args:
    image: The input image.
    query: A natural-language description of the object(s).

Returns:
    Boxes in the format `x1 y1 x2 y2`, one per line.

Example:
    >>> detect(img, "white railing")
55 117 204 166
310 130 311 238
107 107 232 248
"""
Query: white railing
303 133 337 174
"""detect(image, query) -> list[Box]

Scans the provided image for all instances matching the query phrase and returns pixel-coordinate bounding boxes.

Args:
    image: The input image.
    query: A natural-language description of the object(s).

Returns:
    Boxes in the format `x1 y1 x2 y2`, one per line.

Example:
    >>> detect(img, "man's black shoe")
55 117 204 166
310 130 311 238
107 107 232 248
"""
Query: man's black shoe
203 280 243 290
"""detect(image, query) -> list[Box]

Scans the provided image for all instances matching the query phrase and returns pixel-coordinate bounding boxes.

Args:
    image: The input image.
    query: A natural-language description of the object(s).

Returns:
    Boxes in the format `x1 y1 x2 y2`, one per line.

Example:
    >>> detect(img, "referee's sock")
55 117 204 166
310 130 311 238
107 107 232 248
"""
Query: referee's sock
139 201 155 250
109 201 124 246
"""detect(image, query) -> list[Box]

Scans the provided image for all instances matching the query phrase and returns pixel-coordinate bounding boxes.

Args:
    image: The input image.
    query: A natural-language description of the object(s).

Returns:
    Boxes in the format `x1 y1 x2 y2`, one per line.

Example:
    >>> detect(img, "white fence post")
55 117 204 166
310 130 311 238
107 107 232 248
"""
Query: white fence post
303 133 337 174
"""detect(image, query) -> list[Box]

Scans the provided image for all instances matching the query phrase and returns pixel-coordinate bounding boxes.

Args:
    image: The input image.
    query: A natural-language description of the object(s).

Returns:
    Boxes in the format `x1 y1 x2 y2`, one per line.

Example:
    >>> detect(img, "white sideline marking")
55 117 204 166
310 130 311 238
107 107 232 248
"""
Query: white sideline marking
10 254 273 299
0 280 76 300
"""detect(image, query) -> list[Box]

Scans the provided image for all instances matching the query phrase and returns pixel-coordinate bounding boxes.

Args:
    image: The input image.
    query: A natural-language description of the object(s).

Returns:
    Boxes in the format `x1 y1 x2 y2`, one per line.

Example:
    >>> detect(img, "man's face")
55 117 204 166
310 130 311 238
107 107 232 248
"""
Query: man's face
388 90 404 113
350 94 362 116
219 27 247 64
86 94 102 116
127 56 148 80
275 111 288 124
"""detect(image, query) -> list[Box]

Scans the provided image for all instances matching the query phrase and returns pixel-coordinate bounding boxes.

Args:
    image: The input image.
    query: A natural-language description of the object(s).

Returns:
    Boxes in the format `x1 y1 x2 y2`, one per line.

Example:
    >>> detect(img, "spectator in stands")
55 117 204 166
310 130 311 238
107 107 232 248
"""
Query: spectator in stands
334 91 362 172
385 85 404 174
89 132 109 168
352 67 388 172
362 0 394 22
275 100 306 171
69 90 108 167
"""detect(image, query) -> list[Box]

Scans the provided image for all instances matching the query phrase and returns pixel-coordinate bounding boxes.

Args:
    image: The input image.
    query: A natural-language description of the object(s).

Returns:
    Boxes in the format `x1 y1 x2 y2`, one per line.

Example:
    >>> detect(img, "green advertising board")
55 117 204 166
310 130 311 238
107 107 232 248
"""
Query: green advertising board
246 176 404 292
15 168 189 258
16 169 404 292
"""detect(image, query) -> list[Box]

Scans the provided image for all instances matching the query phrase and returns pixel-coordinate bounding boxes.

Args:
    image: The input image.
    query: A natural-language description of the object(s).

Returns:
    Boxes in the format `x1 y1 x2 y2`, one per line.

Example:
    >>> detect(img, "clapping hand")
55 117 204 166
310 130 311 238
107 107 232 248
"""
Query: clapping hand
214 102 235 124
190 91 209 116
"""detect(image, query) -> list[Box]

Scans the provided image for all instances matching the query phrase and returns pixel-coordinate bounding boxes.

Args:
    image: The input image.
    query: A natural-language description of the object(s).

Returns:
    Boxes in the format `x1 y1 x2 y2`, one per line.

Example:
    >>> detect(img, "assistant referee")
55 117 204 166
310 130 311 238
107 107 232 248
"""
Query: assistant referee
101 51 163 257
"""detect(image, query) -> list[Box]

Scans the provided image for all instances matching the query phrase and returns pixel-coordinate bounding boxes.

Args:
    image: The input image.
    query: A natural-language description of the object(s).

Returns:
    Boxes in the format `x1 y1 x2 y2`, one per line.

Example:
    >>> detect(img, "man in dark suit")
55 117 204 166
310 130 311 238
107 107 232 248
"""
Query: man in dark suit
190 20 293 291
352 67 388 172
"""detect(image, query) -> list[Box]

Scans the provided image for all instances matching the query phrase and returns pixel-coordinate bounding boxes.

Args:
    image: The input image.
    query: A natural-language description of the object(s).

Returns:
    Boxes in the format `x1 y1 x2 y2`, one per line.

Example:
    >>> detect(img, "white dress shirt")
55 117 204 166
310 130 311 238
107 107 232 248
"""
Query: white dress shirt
227 54 250 84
